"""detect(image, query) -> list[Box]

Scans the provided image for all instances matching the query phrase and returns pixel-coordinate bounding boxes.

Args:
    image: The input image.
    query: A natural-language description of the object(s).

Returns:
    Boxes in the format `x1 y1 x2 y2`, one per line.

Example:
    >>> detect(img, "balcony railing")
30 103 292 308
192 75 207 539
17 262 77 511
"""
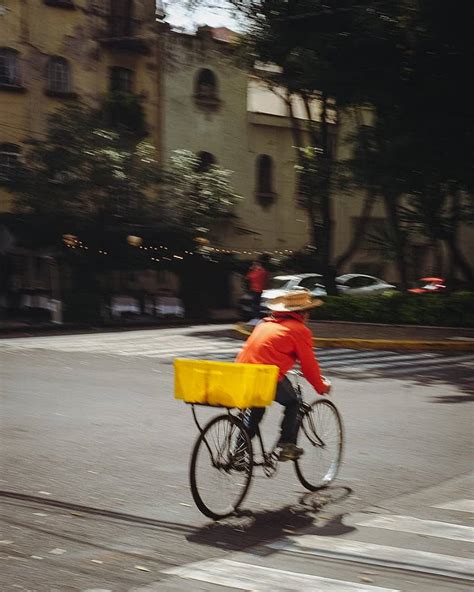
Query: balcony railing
99 16 150 55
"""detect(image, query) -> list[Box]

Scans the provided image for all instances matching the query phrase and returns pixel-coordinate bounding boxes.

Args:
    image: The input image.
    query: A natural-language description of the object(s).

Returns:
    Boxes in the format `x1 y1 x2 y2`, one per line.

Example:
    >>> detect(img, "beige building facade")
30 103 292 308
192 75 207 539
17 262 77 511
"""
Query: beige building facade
0 0 162 317
161 26 473 282
0 0 160 212
160 26 312 255
160 27 384 271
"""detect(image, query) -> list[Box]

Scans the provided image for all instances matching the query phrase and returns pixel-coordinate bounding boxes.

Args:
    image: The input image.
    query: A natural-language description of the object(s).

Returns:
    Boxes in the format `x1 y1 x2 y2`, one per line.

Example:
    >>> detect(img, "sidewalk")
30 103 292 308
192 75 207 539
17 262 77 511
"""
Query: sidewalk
1 316 474 351
235 320 474 351
0 314 236 338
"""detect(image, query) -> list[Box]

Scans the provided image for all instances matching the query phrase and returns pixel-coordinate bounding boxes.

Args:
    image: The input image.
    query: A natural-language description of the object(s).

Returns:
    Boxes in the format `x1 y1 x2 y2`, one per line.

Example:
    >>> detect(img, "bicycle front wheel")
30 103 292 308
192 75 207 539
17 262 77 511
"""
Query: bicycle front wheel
295 399 343 491
189 414 253 520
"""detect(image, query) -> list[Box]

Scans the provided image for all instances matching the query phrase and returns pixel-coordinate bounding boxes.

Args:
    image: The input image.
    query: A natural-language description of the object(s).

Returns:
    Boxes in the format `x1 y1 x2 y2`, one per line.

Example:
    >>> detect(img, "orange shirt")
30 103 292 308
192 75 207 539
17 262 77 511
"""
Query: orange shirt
236 314 327 394
246 266 268 293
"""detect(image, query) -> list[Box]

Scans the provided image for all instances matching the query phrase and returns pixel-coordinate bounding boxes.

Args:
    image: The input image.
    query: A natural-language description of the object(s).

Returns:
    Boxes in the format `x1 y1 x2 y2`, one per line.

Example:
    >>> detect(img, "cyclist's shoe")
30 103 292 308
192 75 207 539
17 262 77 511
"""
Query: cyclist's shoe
278 443 304 462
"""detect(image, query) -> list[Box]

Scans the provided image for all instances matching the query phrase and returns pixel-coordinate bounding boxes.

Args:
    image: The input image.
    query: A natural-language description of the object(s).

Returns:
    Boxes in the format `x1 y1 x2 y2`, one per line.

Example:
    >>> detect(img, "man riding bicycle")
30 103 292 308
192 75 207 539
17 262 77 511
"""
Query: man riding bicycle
236 290 331 462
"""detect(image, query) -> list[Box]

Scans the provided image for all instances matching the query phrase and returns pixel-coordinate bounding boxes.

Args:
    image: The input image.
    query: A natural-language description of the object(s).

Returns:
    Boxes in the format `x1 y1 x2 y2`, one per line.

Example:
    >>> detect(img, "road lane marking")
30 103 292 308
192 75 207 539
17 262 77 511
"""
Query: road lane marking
161 559 399 591
356 514 474 542
433 499 474 513
267 535 474 580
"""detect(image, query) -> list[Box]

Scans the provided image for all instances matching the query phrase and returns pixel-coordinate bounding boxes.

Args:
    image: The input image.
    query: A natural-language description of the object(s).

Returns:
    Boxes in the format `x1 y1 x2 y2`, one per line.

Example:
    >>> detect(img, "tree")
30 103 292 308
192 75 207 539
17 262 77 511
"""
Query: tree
192 0 473 289
8 105 242 317
11 106 241 244
11 104 161 248
160 149 241 234
191 0 407 291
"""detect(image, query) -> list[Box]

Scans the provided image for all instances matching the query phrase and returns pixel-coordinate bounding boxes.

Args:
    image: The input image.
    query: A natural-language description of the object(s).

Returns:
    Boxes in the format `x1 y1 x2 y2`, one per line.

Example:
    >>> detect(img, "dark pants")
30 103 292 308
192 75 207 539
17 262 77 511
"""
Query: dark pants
243 377 299 445
249 291 262 318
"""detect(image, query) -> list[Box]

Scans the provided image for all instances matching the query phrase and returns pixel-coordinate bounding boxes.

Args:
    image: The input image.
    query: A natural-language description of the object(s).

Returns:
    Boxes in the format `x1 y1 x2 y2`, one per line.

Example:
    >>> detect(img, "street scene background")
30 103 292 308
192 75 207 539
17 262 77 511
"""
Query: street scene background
1 1 473 591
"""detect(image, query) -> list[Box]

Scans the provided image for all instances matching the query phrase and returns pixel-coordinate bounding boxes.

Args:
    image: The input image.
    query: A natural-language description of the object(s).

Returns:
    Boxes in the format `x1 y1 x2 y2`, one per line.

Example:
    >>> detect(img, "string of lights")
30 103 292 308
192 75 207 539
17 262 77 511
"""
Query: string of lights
62 236 294 259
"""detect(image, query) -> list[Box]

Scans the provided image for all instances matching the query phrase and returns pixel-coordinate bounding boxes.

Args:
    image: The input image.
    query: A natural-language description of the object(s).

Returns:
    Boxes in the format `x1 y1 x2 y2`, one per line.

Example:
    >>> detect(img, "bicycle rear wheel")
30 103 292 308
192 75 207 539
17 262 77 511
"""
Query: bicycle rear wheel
190 414 253 520
295 399 343 491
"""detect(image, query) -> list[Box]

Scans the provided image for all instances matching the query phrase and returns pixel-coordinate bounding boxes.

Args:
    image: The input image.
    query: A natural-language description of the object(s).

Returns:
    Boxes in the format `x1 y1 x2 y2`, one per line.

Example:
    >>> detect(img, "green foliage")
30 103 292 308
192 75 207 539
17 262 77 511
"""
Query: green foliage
311 292 474 327
12 104 161 243
160 149 242 231
101 91 147 138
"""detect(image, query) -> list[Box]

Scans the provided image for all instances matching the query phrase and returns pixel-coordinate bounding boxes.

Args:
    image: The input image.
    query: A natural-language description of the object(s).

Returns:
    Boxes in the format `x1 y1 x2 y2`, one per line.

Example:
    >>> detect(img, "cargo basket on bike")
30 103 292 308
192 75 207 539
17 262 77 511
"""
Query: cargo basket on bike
174 359 279 408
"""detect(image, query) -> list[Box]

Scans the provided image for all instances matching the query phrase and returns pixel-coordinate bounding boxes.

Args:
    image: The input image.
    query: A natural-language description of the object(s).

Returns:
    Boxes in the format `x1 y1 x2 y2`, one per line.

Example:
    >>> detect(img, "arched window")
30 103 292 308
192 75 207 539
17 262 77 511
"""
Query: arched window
0 144 21 181
47 57 71 93
195 68 218 100
197 151 216 172
256 154 274 195
0 48 20 86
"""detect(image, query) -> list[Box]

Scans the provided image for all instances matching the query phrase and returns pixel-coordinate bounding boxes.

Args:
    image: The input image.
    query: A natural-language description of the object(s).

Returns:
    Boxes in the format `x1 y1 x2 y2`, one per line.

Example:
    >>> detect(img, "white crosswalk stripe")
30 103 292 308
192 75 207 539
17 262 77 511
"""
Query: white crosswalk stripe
154 494 474 590
356 514 474 542
0 327 472 377
433 499 474 513
161 559 399 591
267 536 474 580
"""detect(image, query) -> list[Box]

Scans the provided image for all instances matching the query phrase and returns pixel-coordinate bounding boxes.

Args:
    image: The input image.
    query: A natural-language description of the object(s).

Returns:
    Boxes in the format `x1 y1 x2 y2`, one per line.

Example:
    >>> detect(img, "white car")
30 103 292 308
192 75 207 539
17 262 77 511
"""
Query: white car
260 274 327 312
336 274 397 295
238 273 327 318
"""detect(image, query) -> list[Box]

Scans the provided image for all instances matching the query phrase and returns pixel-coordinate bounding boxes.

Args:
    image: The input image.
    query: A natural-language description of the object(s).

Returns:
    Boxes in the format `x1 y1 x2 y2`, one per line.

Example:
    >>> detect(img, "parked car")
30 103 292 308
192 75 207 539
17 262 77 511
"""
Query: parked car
336 274 397 295
238 273 326 318
408 277 446 294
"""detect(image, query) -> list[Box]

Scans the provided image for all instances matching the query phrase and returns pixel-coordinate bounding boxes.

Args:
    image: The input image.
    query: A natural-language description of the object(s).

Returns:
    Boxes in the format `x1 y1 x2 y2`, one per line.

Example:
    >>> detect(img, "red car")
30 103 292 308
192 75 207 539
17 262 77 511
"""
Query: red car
409 277 446 294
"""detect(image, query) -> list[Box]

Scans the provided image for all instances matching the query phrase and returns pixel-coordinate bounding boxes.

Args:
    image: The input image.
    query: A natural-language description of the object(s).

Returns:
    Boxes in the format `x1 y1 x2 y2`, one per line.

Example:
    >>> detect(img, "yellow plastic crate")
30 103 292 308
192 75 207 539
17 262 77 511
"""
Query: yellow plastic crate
174 359 279 408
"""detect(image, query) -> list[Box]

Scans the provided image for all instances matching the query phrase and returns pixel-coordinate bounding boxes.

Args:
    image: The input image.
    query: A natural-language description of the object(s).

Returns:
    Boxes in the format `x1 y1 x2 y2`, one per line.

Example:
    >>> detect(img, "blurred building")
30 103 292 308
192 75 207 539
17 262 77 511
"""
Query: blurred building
0 0 160 318
159 26 388 275
161 25 309 255
0 0 160 211
160 25 474 283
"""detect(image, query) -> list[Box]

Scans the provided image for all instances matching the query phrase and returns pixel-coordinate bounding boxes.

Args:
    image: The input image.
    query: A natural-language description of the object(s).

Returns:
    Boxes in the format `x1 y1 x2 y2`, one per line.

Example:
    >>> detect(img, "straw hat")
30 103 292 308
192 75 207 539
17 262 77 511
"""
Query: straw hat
267 290 323 312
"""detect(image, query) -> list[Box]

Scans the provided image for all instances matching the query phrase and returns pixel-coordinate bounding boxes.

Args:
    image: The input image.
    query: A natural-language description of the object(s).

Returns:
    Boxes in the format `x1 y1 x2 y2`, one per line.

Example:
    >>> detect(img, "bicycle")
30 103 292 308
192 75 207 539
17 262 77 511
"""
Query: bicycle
188 370 344 520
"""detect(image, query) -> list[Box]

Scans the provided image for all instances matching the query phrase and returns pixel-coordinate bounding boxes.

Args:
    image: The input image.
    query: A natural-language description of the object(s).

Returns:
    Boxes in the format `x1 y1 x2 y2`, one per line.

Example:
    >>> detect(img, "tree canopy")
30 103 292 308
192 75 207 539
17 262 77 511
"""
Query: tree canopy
9 104 241 248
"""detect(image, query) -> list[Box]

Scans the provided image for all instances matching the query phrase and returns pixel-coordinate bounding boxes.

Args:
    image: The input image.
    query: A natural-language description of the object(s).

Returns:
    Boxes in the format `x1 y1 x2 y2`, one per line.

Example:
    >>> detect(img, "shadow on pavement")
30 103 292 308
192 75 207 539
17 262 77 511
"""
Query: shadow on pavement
186 486 352 552
0 490 197 535
332 363 474 398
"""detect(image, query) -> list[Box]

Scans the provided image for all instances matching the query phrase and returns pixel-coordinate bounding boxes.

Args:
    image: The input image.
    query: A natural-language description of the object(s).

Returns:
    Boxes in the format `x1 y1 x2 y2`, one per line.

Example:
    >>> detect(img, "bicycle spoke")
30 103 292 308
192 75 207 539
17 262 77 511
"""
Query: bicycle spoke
295 400 343 490
190 415 253 519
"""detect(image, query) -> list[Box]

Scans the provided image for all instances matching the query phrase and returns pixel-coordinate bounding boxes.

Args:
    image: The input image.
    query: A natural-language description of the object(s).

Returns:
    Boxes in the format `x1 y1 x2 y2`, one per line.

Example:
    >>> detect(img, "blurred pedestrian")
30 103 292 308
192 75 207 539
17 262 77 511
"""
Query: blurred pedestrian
245 258 269 321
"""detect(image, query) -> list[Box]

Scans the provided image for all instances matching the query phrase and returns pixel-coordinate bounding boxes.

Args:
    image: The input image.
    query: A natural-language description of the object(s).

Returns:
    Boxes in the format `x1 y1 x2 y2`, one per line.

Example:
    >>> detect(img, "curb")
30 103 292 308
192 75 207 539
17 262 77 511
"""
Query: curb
233 324 474 352
0 318 238 338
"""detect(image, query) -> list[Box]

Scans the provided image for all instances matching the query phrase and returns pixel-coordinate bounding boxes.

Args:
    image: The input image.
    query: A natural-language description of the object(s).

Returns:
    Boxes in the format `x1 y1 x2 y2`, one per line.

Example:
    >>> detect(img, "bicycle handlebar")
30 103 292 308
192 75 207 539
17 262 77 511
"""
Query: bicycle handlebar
288 369 332 394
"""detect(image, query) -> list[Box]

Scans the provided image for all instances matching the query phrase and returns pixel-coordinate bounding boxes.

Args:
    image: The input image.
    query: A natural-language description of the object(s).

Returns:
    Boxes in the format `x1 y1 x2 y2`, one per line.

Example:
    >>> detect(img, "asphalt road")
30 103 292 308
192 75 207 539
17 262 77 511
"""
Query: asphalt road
1 326 473 591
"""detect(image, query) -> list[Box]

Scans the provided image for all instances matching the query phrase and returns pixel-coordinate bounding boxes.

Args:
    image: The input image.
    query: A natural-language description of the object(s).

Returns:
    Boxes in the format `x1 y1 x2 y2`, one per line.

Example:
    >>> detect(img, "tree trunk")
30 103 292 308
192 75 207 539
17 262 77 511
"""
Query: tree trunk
319 94 338 294
336 107 378 270
287 95 304 151
288 95 323 255
289 91 338 293
438 190 473 287
445 234 474 286
336 187 377 270
383 192 409 290
432 239 444 276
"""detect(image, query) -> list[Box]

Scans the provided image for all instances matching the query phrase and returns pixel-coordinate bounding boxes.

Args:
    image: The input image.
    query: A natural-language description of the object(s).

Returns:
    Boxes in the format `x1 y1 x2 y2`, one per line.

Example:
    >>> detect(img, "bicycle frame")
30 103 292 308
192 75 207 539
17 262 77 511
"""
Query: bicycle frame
189 368 326 473
187 371 342 519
